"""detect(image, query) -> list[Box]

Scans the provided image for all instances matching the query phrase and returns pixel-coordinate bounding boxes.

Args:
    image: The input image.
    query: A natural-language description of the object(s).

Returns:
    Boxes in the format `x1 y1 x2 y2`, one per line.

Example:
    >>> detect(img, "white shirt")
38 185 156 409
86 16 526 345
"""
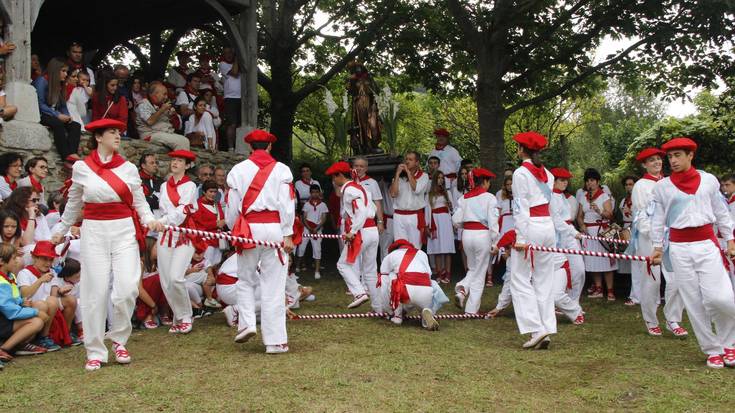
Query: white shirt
294 178 320 203
577 190 611 224
620 195 633 226
392 171 429 211
341 182 376 234
218 62 241 99
67 86 90 129
551 191 579 242
631 177 658 239
184 112 217 149
511 161 554 245
302 200 328 230
158 178 198 226
429 144 462 178
175 90 197 110
57 156 156 235
379 179 394 216
0 177 14 201
576 185 614 212
566 192 579 220
357 176 383 201
218 253 238 279
166 67 190 90
452 191 499 241
380 247 432 276
225 155 295 237
651 170 734 248
17 267 61 302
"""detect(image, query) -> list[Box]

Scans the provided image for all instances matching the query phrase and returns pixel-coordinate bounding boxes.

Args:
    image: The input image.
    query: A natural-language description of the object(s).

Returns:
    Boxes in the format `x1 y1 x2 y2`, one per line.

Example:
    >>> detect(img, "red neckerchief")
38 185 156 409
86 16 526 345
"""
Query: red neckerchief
65 83 75 101
66 60 83 71
403 168 423 181
24 265 42 278
166 175 191 207
248 150 276 168
553 188 564 194
435 143 447 151
464 186 487 199
200 196 215 206
3 175 17 191
0 270 15 285
29 175 44 194
308 199 321 211
184 85 197 96
624 195 632 209
139 170 154 196
642 173 662 182
587 188 604 202
522 161 548 183
358 175 372 182
190 257 204 265
669 167 700 195
47 209 58 214
729 194 735 205
20 216 30 231
87 149 126 169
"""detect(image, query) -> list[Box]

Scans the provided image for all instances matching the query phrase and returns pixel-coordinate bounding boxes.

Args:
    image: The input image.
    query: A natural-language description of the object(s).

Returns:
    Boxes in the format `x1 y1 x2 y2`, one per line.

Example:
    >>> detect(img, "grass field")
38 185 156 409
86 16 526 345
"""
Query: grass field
2 270 735 412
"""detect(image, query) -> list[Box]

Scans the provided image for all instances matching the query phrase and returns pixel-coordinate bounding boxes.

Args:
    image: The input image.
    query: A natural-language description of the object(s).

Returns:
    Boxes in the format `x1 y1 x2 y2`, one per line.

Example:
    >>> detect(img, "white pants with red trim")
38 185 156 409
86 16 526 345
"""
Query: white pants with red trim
510 218 557 335
393 213 423 249
377 273 433 315
560 236 585 303
297 233 322 260
79 218 141 362
379 217 394 261
636 235 685 327
236 222 287 346
552 257 582 323
668 240 735 355
455 229 492 314
157 233 195 324
337 227 381 311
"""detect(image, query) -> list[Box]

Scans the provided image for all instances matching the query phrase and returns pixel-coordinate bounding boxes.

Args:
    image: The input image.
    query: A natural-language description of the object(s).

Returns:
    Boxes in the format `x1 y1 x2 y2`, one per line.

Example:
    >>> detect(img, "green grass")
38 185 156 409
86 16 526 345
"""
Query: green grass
2 272 734 412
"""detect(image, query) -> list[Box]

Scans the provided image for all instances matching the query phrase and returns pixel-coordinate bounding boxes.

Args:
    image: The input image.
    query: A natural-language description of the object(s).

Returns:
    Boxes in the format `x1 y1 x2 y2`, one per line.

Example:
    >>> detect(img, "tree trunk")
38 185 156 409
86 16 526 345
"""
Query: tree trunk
269 99 296 163
148 32 164 80
476 59 507 191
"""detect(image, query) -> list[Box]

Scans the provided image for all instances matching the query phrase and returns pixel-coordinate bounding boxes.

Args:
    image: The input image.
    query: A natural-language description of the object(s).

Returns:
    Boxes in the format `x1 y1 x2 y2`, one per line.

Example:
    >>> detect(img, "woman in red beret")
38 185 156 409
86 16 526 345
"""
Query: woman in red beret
51 118 164 371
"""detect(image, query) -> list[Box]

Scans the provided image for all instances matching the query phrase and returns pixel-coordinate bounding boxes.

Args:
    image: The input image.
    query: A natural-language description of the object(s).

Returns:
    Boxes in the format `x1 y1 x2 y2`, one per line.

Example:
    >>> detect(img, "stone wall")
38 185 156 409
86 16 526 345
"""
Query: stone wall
0 120 248 195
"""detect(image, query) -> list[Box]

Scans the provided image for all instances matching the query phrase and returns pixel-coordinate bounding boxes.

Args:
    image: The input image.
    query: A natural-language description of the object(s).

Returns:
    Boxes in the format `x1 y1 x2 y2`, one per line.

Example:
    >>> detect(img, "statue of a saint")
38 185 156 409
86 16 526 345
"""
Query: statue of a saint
347 60 382 154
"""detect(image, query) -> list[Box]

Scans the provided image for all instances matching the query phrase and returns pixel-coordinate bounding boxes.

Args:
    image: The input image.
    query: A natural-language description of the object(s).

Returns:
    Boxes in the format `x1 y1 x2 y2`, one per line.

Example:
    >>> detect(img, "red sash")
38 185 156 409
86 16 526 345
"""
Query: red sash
669 225 730 270
84 153 146 251
463 222 488 230
562 260 572 290
394 208 427 245
530 204 550 217
390 248 431 310
162 176 196 247
231 160 278 251
343 181 370 264
430 205 449 238
216 273 238 285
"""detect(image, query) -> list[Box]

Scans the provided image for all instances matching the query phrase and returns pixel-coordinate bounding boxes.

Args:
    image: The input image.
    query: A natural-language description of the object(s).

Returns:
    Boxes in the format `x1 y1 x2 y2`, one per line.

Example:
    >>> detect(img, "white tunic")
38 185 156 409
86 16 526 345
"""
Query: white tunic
380 247 432 276
427 194 455 254
341 182 376 234
358 176 383 202
17 267 61 302
577 190 617 272
184 112 217 150
497 195 514 236
451 191 499 239
428 144 462 178
294 178 320 203
511 161 553 245
0 177 15 201
158 178 198 226
392 172 429 211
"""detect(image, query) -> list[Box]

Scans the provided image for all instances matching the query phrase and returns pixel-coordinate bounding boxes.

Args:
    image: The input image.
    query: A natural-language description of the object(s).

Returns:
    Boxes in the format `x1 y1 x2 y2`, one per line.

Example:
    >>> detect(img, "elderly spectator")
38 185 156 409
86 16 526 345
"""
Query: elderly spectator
65 42 95 85
218 47 240 152
135 81 190 150
114 64 130 98
32 58 81 159
176 72 201 119
0 66 17 121
66 70 92 128
185 96 217 151
17 157 49 208
91 70 128 128
214 167 227 203
167 51 192 91
196 164 214 198
0 152 23 202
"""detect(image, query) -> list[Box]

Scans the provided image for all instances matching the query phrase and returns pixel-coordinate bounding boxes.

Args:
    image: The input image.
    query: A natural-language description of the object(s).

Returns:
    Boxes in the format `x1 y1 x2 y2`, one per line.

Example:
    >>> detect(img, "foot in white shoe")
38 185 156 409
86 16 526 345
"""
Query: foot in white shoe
421 308 439 331
223 306 238 327
266 344 289 354
314 272 321 280
203 298 222 308
235 326 257 343
707 354 725 369
113 342 131 364
85 359 103 371
455 290 466 309
522 331 550 349
347 294 369 309
666 321 688 338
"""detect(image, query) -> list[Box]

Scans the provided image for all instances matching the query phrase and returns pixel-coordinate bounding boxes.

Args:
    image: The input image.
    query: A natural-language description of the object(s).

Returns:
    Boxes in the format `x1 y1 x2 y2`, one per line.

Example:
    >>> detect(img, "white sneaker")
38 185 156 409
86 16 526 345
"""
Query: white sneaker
347 294 370 309
234 326 257 343
390 315 403 325
204 298 222 308
421 308 439 331
304 294 316 302
223 306 238 327
455 291 466 309
112 342 131 364
522 331 550 349
266 344 289 354
314 272 321 280
85 359 102 371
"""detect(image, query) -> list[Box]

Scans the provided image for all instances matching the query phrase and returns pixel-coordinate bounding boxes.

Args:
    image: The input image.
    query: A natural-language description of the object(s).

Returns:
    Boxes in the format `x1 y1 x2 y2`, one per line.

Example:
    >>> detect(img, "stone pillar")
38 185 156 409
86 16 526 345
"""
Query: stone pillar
235 1 257 156
3 0 42 123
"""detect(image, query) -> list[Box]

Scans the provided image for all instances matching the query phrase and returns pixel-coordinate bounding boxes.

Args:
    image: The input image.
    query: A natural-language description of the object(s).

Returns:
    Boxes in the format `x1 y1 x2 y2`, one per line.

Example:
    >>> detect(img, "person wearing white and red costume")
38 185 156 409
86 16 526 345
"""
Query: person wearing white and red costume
225 129 295 354
550 167 586 304
192 180 226 266
166 51 192 92
451 167 499 314
720 175 735 252
51 118 164 371
157 149 199 335
296 184 328 279
429 128 462 192
377 239 446 330
17 156 49 208
327 161 381 311
509 131 574 349
628 148 687 338
294 163 321 207
390 151 430 249
650 137 735 369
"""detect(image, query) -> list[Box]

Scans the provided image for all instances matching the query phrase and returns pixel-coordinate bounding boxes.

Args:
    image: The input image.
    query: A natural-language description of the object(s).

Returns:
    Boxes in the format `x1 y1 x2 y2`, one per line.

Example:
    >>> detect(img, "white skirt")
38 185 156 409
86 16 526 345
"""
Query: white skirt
427 212 456 255
582 225 618 272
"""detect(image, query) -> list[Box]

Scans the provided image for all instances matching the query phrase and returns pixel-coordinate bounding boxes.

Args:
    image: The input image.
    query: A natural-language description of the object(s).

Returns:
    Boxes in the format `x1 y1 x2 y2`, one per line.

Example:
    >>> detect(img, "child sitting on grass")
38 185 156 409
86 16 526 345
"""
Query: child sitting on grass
57 258 83 343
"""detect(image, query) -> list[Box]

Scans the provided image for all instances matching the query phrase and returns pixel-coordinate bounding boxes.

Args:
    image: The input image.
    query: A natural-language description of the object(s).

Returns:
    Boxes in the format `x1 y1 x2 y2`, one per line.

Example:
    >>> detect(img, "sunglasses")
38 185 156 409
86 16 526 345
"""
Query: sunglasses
30 198 40 203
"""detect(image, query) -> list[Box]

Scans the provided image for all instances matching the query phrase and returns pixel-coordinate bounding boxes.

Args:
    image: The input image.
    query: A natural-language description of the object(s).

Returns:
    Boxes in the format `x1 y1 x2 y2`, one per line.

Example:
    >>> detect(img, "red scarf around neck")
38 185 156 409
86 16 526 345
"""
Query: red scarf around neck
522 161 547 183
248 150 276 168
308 199 321 210
553 188 564 194
669 167 700 195
24 265 42 278
29 175 44 194
0 270 15 285
88 149 126 170
358 175 372 182
587 187 604 202
642 173 662 182
464 186 487 199
166 175 191 207
729 194 735 205
3 175 17 190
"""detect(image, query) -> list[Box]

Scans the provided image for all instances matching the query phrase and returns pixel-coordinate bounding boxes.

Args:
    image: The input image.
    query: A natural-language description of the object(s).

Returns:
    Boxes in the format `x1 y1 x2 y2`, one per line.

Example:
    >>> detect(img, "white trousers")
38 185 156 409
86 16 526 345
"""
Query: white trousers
204 246 222 267
337 228 381 311
455 229 491 314
636 236 685 327
377 273 433 315
297 235 322 260
510 218 557 335
79 218 141 362
186 270 207 304
379 217 394 261
553 262 582 322
392 213 423 249
669 240 735 355
236 222 287 346
157 234 195 323
560 236 585 303
216 282 238 306
495 269 513 310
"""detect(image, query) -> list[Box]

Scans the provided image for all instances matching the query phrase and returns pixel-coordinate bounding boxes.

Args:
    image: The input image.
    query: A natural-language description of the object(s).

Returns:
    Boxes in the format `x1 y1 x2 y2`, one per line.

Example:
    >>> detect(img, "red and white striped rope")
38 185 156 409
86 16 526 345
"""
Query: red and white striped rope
528 244 648 262
162 225 284 250
302 233 343 240
289 312 488 320
580 234 630 244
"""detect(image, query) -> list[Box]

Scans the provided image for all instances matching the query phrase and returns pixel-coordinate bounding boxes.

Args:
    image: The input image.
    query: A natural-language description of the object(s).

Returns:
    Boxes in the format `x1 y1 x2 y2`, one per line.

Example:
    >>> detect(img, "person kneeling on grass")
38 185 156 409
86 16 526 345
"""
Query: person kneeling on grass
0 243 49 368
185 242 218 318
376 239 449 330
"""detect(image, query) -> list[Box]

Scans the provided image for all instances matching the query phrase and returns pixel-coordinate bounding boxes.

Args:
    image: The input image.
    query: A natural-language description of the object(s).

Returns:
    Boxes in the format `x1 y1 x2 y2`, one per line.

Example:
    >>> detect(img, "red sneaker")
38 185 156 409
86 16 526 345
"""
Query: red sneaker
722 348 735 367
0 348 13 361
85 359 103 371
606 290 616 301
588 286 603 299
573 313 585 325
647 326 663 336
707 354 725 369
113 342 131 364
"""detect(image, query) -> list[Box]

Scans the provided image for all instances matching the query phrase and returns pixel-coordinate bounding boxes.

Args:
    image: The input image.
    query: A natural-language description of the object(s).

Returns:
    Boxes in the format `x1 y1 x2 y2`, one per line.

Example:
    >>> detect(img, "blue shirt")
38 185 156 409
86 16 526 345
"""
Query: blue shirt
32 75 70 118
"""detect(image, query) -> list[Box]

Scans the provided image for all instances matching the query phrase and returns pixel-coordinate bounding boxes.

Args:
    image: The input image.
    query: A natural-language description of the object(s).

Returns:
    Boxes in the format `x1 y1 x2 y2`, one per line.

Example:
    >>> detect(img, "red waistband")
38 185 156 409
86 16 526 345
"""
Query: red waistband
215 273 238 285
463 222 489 230
585 221 608 227
669 225 716 243
399 272 431 286
244 210 280 223
445 173 457 179
530 204 550 217
394 208 424 215
84 202 132 220
432 207 449 214
364 218 376 228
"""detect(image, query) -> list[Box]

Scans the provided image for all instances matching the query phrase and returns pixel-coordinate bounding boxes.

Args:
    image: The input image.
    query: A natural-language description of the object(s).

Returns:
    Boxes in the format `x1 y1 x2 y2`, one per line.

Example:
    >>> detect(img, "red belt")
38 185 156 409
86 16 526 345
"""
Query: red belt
565 220 573 225
364 218 376 228
394 208 427 244
585 221 609 227
670 224 729 270
84 202 132 220
530 204 550 217
430 207 449 238
232 210 281 252
215 273 238 285
246 210 281 224
445 173 457 179
390 271 431 310
432 207 449 214
463 222 488 230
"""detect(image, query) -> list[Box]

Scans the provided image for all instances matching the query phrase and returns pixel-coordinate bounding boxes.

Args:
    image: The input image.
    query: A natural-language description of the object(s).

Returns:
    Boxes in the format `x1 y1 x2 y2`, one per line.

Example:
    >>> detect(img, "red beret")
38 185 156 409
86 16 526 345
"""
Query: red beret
168 150 197 162
550 167 572 179
512 131 547 151
388 239 415 253
471 167 496 179
85 119 127 133
244 129 277 144
496 230 516 249
661 137 697 153
434 128 450 137
325 161 351 176
635 147 665 162
32 241 59 259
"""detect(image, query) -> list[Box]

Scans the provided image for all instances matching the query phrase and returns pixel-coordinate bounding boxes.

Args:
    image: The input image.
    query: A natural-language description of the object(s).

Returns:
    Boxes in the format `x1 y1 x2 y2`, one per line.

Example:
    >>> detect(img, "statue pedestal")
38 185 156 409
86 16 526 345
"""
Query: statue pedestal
349 153 402 177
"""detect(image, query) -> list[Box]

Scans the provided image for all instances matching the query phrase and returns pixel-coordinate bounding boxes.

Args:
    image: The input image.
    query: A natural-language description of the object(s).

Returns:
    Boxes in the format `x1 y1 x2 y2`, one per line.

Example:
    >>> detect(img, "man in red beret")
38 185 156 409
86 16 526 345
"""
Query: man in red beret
550 168 585 307
224 129 295 354
390 151 430 249
628 148 687 338
429 128 462 191
650 137 735 368
326 161 380 310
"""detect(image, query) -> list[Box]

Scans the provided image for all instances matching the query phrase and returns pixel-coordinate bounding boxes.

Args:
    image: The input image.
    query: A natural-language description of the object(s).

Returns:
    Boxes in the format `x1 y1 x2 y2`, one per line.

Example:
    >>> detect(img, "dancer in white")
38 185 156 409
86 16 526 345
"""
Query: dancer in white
550 168 585 304
390 151 430 249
